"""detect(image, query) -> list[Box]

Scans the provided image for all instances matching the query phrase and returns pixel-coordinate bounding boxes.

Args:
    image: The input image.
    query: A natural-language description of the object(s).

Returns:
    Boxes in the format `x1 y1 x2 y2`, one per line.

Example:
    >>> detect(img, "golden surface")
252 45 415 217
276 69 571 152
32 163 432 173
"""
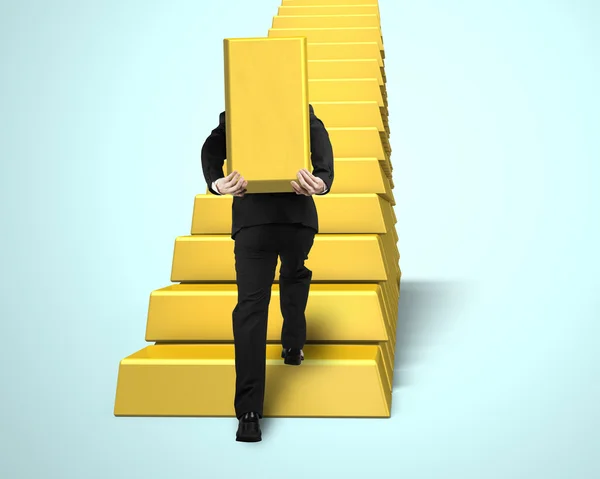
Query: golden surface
329 127 389 167
146 282 399 343
312 101 386 131
380 131 392 155
382 230 400 265
308 59 383 85
326 139 390 179
145 283 390 342
278 6 380 17
205 157 395 203
325 157 394 202
223 37 310 193
170 234 390 282
309 79 384 107
282 0 380 6
378 292 398 387
273 14 381 30
114 344 391 417
308 42 383 65
268 27 383 51
191 193 395 235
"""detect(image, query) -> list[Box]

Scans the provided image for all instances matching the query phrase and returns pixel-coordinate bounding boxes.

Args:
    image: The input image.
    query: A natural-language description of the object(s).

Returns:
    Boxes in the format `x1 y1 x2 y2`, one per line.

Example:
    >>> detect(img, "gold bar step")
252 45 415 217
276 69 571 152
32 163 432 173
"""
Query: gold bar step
114 344 391 417
380 130 392 152
268 27 383 52
206 157 395 204
309 79 386 110
311 101 385 131
382 230 399 265
224 37 311 194
379 232 399 272
308 59 383 85
170 234 389 282
334 157 394 202
145 283 390 342
333 157 394 201
328 127 391 173
308 42 383 65
278 5 380 17
191 193 395 235
273 14 380 30
146 281 399 348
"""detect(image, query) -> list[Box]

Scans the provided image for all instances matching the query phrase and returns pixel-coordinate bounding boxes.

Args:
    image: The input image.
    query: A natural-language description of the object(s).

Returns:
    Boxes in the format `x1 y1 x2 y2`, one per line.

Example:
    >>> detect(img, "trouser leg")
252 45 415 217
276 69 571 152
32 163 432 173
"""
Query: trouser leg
278 225 316 350
232 225 277 418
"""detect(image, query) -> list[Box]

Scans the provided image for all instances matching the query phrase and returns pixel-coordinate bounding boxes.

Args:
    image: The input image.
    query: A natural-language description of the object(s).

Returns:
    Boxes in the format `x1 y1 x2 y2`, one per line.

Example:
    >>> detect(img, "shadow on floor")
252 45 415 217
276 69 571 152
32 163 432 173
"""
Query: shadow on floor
393 280 471 390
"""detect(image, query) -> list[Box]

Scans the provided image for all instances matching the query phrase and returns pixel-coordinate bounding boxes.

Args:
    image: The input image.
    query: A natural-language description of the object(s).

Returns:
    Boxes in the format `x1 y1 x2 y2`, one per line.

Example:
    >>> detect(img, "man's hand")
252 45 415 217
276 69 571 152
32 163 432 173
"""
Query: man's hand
215 171 247 197
291 169 326 196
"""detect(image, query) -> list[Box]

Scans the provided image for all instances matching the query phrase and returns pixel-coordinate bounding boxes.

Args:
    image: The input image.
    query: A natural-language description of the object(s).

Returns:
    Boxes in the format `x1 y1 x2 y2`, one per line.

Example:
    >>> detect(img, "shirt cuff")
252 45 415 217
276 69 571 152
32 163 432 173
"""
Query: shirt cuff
211 181 222 195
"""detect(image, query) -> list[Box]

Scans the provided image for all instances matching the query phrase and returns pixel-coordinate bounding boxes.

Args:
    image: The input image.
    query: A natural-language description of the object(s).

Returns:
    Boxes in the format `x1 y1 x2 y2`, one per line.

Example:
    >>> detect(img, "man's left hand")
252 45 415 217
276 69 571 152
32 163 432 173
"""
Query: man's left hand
291 169 326 196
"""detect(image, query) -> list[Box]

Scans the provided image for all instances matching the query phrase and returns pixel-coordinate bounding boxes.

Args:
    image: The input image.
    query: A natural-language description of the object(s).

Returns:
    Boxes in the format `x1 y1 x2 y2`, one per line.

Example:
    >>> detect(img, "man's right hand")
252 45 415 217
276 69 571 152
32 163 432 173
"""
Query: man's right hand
215 171 247 197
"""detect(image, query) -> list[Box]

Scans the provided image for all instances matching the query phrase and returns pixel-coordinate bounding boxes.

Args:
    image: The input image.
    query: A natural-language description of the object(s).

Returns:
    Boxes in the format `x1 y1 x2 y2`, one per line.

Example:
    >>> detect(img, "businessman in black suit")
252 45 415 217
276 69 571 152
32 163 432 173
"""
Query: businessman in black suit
200 104 334 442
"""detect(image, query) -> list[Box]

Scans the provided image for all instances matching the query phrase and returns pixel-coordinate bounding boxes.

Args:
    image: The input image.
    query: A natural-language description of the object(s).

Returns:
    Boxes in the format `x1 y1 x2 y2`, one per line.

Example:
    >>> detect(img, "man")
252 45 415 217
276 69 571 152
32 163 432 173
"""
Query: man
200 104 334 442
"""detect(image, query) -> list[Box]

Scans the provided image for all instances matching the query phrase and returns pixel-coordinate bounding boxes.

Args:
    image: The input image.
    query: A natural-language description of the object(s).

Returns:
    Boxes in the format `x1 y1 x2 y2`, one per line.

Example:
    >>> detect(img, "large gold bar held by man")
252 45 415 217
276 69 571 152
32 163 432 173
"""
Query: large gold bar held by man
223 37 311 193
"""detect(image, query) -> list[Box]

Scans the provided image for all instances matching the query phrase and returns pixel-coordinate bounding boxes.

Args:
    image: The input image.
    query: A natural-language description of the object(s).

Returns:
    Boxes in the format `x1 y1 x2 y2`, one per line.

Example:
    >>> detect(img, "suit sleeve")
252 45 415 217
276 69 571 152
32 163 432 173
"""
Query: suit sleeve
201 112 226 196
309 105 334 195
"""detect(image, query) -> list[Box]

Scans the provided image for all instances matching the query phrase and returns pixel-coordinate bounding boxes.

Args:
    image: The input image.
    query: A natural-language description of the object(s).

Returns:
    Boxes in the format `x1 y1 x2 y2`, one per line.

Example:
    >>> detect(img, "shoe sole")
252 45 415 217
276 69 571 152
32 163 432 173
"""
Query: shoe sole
281 350 304 365
283 356 302 365
236 435 262 442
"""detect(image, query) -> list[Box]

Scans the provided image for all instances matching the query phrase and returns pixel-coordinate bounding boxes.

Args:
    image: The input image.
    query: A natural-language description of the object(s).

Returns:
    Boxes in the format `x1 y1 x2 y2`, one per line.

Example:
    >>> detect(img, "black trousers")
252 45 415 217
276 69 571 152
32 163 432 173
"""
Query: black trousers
232 223 316 419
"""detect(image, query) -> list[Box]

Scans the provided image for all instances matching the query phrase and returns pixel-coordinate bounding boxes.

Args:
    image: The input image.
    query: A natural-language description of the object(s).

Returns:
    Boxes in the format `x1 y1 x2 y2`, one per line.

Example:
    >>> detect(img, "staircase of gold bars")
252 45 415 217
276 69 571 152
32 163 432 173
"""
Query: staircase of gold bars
114 0 400 418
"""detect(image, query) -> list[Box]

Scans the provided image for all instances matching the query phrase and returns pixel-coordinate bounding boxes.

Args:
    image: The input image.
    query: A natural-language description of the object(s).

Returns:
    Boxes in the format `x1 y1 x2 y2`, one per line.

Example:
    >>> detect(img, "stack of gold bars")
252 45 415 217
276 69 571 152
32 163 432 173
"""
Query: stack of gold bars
114 0 400 418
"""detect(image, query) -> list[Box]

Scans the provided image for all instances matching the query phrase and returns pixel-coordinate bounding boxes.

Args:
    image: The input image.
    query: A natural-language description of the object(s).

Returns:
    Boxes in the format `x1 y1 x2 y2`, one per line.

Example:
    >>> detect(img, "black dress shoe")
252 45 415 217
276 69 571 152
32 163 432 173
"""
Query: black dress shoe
236 412 262 442
281 348 304 365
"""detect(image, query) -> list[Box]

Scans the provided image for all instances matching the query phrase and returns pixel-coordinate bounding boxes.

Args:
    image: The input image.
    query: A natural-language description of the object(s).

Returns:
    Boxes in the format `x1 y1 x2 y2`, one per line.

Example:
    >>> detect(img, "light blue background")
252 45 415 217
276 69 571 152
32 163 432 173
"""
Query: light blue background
1 0 599 477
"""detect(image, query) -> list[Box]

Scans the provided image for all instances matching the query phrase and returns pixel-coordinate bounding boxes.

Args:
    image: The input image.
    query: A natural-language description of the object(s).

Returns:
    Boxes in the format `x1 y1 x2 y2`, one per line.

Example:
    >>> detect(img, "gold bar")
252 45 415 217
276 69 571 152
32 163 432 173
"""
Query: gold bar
278 5 380 17
379 313 396 386
380 130 392 153
324 158 394 203
309 79 384 106
114 344 391 417
380 233 399 270
330 127 392 176
308 59 383 85
268 27 383 51
223 37 310 193
145 283 390 342
191 193 394 235
272 14 380 29
381 230 399 265
311 101 385 131
170 234 388 282
328 127 389 168
308 42 383 65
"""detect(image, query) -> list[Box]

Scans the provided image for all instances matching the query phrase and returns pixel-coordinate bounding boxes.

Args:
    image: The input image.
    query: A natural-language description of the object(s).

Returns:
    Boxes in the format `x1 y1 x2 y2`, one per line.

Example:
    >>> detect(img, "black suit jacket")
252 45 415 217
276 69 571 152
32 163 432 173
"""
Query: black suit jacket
201 105 334 239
